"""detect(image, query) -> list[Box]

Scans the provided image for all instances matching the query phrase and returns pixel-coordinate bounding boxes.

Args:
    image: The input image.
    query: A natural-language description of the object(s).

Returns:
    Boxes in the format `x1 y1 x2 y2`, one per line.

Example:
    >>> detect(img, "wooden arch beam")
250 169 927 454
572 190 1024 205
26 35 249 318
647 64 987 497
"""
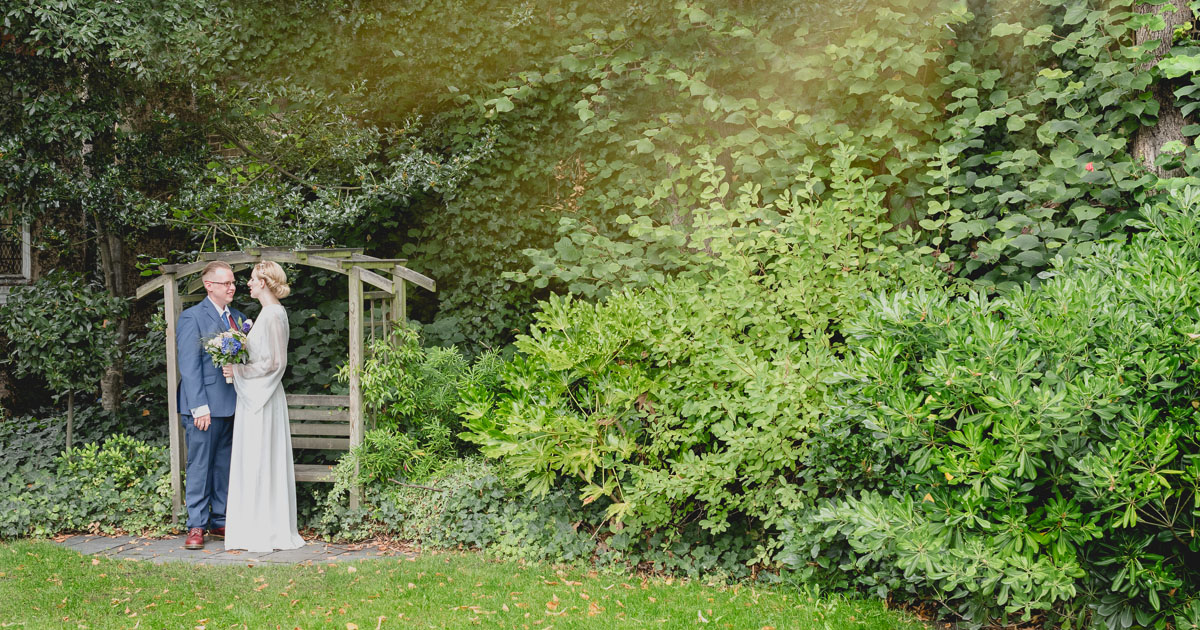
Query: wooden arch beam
134 251 402 299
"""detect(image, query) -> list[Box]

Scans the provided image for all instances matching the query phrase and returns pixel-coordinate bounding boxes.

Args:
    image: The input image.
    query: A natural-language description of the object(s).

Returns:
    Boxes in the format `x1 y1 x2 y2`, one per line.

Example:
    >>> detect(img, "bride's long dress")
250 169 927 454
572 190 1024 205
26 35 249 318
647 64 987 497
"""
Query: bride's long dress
225 303 305 552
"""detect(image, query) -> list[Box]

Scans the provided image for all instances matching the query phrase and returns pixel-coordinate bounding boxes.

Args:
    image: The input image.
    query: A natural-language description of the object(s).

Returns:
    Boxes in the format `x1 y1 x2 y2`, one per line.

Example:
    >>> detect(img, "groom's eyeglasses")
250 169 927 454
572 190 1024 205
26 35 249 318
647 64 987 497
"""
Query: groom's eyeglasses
204 280 236 288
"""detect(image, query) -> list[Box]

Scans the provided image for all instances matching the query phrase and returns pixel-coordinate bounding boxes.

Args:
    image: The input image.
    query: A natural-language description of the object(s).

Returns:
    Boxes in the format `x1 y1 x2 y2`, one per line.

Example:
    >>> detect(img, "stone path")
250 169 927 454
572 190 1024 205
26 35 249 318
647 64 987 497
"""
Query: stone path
53 534 414 566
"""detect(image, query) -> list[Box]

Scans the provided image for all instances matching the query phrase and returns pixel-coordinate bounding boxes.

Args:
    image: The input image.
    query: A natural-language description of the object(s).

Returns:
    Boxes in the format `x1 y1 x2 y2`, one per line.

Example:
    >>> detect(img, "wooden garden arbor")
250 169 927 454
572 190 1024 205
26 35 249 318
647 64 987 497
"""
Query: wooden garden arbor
134 247 435 521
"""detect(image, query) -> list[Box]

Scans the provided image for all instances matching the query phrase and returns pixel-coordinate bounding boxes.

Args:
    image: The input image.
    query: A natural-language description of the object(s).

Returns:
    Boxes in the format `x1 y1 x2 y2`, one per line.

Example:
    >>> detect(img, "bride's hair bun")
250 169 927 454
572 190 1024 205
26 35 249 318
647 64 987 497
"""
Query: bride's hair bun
255 261 291 299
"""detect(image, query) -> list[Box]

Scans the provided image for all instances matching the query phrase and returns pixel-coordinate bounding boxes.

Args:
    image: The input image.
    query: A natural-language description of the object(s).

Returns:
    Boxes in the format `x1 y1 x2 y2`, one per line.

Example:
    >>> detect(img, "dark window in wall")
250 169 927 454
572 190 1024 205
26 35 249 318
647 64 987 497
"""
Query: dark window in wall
0 221 21 277
0 212 29 281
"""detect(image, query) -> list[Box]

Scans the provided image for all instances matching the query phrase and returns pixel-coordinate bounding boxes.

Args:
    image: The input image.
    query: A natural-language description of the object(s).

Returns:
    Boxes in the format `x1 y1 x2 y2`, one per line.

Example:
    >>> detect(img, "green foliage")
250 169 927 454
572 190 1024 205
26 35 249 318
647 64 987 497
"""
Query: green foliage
406 0 1200 344
461 154 939 559
779 188 1200 626
0 271 127 400
435 471 604 564
398 0 969 345
314 455 602 564
923 0 1166 290
354 427 448 486
8 0 1198 349
277 270 350 395
122 311 168 415
315 326 505 538
1161 8 1200 178
350 323 502 454
0 433 173 538
502 1 967 295
312 456 493 543
0 0 495 315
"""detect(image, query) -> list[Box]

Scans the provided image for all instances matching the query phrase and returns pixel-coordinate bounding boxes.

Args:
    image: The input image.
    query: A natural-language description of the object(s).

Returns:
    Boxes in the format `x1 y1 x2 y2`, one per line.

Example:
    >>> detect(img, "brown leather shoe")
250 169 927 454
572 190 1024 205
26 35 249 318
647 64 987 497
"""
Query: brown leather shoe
184 527 204 550
208 527 226 539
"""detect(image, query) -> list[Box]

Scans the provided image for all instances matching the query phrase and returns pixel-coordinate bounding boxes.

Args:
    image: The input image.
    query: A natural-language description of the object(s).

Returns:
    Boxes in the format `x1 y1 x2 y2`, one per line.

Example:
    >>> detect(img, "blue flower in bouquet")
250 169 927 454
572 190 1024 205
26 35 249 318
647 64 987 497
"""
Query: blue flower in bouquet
220 335 242 354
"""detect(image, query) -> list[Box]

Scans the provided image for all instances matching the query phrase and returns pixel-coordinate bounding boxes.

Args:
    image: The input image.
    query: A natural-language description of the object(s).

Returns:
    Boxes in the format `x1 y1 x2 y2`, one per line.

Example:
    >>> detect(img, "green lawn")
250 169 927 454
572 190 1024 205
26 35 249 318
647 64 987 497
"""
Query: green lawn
0 540 929 629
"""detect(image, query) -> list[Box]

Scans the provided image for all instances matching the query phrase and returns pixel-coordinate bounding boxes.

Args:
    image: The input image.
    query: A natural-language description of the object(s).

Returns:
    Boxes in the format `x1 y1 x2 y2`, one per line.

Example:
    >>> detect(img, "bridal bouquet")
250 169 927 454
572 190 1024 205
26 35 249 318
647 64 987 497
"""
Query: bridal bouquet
204 319 252 383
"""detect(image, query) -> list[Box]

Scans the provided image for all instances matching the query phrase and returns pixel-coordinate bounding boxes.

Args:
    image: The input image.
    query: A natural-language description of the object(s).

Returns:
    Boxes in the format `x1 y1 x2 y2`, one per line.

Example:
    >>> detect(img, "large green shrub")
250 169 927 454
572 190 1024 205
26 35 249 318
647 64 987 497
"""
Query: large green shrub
341 324 503 485
355 325 502 436
460 149 941 561
780 188 1200 627
0 271 128 451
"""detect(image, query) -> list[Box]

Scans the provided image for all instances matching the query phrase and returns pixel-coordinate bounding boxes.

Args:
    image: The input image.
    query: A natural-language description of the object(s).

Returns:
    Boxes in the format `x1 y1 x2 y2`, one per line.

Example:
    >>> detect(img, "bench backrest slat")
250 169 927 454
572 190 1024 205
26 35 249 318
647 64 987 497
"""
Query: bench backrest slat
286 394 351 407
289 422 351 437
288 407 350 422
292 437 351 450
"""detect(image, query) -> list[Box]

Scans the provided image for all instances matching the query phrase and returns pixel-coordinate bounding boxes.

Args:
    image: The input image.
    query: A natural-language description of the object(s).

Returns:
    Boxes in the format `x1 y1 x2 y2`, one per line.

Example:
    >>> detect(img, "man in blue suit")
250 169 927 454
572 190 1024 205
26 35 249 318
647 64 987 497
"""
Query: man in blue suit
176 261 246 550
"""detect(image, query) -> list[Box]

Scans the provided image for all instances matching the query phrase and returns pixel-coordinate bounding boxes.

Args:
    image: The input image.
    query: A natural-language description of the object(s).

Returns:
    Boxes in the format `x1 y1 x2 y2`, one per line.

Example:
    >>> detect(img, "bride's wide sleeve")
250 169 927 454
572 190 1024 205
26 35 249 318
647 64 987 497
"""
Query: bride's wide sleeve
232 308 289 412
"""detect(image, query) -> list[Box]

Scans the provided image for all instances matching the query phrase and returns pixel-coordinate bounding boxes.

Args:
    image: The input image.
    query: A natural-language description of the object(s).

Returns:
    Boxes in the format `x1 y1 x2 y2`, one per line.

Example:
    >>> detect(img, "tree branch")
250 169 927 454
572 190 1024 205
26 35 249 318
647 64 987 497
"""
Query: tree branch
217 130 365 192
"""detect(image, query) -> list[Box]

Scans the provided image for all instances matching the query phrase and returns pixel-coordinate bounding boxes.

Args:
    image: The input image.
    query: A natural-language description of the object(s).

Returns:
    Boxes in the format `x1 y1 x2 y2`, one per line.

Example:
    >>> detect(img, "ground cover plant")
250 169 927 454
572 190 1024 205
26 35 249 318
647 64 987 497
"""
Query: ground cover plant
0 540 929 630
0 432 173 539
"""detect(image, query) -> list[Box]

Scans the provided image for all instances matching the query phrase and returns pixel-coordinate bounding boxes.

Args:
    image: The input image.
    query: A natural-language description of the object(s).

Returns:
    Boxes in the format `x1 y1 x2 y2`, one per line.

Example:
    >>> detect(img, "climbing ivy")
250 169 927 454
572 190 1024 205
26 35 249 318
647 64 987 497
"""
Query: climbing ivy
920 0 1169 290
402 0 1200 345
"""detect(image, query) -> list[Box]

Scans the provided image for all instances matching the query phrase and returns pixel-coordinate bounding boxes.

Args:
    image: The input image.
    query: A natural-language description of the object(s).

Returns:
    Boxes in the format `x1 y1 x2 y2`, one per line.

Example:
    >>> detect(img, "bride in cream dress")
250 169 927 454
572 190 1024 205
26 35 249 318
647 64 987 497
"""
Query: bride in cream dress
221 261 305 552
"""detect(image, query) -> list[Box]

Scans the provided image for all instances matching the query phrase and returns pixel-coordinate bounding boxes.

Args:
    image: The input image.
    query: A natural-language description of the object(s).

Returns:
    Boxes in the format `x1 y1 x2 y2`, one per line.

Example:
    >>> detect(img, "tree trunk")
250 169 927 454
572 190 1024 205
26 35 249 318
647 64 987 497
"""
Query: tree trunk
1131 0 1195 177
66 390 74 454
97 221 128 412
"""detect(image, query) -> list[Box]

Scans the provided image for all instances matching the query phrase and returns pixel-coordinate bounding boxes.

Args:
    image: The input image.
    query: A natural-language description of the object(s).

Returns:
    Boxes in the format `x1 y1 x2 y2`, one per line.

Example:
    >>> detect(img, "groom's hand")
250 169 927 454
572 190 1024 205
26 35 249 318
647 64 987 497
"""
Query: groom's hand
194 414 211 431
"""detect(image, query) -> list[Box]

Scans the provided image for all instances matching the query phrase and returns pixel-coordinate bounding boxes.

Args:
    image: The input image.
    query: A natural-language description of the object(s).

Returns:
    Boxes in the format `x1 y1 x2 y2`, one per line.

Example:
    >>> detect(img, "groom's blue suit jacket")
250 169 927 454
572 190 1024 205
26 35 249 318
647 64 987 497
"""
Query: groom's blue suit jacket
176 299 246 419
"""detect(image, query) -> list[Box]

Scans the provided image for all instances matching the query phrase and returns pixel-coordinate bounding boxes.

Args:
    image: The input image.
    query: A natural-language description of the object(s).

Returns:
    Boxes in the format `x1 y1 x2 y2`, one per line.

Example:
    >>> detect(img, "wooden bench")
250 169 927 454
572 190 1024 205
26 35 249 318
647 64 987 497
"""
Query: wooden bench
287 394 354 483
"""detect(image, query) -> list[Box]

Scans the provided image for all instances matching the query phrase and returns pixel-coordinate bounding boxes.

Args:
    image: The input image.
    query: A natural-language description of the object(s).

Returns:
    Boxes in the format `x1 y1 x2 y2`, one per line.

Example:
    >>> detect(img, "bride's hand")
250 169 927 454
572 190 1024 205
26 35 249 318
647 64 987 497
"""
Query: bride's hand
222 365 235 379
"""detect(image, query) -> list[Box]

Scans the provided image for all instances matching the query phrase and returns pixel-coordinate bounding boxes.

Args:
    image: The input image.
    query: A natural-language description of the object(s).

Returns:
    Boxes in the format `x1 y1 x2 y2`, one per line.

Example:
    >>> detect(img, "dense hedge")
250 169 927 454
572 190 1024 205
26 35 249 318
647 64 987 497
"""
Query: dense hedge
777 189 1200 627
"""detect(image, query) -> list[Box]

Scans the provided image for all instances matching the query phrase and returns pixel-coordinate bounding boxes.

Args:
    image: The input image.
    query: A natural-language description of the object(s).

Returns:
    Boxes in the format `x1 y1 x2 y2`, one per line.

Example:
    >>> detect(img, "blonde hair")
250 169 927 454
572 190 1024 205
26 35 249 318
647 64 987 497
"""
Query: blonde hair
201 260 233 279
253 261 291 299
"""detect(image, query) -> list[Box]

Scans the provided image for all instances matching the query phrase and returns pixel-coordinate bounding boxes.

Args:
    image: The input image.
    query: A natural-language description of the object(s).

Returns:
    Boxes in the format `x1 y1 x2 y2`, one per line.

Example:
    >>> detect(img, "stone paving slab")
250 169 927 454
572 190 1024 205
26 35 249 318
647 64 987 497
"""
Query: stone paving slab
53 534 415 565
